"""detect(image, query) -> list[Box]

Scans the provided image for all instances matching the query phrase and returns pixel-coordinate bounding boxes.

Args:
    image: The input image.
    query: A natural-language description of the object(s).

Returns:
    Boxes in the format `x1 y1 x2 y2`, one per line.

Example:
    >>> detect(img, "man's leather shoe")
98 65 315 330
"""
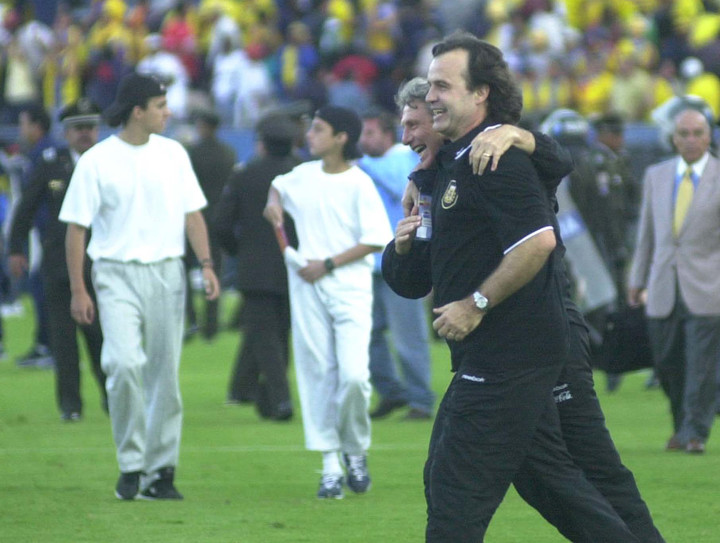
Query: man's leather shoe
403 408 433 421
686 439 705 454
370 398 407 419
665 434 684 451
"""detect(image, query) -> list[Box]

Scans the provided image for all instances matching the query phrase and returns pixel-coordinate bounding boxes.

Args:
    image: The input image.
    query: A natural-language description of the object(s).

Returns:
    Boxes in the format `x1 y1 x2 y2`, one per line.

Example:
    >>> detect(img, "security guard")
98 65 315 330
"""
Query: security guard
570 113 638 298
9 98 106 422
214 113 300 419
569 113 641 391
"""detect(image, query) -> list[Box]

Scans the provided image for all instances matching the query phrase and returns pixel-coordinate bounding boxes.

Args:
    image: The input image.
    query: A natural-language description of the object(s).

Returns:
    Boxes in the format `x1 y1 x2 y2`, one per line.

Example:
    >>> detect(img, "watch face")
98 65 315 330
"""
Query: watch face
474 292 488 310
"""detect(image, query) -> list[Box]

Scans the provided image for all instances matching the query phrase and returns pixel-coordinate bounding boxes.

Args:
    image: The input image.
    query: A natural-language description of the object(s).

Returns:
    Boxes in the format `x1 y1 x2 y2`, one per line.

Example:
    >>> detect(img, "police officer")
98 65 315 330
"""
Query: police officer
15 104 56 368
569 113 641 391
570 113 638 302
9 99 106 422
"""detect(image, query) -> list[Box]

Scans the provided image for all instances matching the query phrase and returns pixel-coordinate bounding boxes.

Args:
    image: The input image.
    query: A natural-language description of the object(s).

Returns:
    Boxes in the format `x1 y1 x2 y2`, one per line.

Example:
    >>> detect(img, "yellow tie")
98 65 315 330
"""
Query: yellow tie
673 168 694 236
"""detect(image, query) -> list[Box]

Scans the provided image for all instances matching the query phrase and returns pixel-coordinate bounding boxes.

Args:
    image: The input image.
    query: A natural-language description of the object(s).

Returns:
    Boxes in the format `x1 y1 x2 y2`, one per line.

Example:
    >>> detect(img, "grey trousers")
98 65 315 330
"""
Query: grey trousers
93 258 186 476
648 296 720 443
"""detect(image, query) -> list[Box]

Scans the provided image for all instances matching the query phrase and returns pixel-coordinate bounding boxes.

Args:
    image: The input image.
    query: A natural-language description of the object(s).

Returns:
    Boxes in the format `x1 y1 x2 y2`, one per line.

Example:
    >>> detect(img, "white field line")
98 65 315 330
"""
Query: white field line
0 442 426 455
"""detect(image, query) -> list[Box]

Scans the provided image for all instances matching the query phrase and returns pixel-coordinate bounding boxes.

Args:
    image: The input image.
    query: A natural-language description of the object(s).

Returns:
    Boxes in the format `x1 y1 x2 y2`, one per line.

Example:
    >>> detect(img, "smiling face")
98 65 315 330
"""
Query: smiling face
426 49 488 141
400 100 443 161
672 109 711 165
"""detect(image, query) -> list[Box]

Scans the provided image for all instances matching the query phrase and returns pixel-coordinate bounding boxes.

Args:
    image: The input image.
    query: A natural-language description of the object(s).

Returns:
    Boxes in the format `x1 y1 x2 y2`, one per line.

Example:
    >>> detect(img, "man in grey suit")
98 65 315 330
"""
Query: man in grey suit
628 108 720 454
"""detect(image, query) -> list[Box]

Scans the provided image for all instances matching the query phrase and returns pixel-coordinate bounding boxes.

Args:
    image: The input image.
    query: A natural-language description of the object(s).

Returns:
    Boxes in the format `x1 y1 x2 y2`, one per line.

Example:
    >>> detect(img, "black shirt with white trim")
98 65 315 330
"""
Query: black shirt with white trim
429 123 568 371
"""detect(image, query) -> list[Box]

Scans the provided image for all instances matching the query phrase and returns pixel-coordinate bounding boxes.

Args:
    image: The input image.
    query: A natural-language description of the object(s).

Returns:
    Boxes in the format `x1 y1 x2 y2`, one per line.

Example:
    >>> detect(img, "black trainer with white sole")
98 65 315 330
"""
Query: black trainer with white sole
317 474 344 499
139 467 184 500
115 471 141 500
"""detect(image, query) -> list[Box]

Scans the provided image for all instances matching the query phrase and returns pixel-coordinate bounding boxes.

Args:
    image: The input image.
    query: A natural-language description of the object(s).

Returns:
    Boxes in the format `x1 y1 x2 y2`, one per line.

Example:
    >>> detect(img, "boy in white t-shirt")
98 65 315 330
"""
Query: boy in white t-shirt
264 106 392 499
59 73 220 501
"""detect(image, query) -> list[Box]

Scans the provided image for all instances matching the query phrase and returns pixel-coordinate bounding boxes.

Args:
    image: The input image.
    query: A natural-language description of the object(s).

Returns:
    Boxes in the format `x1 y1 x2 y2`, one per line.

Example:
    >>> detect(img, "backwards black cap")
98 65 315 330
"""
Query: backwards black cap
104 72 167 127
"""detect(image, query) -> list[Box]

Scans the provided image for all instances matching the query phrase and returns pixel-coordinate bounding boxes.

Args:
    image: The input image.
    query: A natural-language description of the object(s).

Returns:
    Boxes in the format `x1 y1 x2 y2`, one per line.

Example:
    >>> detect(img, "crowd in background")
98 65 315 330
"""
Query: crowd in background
0 0 719 374
1 0 720 132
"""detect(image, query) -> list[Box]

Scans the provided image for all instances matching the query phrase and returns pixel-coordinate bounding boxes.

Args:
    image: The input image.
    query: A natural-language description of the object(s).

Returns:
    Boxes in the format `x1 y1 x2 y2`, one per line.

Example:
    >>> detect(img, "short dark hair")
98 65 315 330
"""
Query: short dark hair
20 104 51 133
193 108 221 128
361 107 397 142
593 112 624 134
314 106 363 160
256 114 296 156
431 31 522 125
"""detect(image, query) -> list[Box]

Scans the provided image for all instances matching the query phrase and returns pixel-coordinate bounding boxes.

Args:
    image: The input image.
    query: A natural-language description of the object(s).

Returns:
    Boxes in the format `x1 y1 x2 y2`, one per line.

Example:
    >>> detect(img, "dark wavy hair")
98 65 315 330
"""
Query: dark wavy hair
20 104 52 133
431 31 522 125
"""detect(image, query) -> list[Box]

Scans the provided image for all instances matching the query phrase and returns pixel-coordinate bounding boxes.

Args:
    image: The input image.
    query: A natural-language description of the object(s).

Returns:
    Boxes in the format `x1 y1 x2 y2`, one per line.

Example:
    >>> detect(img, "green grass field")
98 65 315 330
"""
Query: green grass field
1 293 718 542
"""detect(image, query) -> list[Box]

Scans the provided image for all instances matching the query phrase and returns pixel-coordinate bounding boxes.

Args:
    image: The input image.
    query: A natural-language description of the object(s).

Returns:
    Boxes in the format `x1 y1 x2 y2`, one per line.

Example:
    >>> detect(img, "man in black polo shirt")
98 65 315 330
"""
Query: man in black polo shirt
383 32 640 542
395 78 665 542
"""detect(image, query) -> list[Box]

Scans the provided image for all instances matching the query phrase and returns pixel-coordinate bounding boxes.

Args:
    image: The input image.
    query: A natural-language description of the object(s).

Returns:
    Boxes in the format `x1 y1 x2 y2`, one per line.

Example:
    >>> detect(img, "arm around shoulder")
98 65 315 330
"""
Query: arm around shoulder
528 131 574 189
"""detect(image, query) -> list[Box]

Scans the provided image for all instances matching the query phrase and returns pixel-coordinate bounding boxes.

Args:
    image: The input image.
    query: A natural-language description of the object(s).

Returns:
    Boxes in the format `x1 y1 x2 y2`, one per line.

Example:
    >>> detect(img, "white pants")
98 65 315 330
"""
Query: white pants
92 258 186 476
287 269 373 454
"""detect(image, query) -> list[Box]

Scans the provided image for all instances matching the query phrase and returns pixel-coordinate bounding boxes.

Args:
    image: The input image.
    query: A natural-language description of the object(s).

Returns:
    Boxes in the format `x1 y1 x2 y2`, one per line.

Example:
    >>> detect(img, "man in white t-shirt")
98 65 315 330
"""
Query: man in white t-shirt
264 106 392 499
59 73 220 501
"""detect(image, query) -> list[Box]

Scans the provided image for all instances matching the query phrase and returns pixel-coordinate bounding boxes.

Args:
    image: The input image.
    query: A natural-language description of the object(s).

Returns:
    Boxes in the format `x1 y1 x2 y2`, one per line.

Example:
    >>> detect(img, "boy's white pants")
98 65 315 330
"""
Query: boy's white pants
287 268 373 455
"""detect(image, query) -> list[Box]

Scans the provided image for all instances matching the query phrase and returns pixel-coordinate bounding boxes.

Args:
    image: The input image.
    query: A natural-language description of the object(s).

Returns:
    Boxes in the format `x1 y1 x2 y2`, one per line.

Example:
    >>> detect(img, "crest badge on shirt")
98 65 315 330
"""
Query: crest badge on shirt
442 180 458 209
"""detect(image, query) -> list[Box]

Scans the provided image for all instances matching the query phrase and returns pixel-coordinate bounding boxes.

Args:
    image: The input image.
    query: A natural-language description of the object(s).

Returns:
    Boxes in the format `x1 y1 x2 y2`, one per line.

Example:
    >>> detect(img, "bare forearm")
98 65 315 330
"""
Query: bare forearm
476 229 556 307
328 243 381 269
263 186 284 227
185 211 212 263
510 126 536 154
66 223 88 294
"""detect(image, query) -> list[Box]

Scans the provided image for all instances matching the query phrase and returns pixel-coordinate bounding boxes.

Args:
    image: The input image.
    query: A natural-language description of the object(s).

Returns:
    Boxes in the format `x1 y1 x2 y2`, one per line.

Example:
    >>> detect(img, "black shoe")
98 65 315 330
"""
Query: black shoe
317 474 344 499
645 373 660 390
140 467 183 500
272 401 294 421
16 344 54 369
370 398 407 419
403 408 433 421
115 471 141 500
606 373 623 393
255 383 293 421
343 454 371 494
61 411 82 422
183 324 200 342
202 324 218 341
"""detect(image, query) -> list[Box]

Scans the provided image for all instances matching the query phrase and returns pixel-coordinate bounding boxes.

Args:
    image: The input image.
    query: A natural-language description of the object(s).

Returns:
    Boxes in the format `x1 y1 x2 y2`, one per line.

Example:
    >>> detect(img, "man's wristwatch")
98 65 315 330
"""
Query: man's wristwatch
473 291 490 312
324 257 336 273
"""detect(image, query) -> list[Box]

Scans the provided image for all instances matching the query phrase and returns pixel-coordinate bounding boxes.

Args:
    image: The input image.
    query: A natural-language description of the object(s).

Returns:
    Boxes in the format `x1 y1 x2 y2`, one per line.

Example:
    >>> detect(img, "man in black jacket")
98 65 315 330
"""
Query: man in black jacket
214 114 300 420
184 109 237 340
9 99 106 421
